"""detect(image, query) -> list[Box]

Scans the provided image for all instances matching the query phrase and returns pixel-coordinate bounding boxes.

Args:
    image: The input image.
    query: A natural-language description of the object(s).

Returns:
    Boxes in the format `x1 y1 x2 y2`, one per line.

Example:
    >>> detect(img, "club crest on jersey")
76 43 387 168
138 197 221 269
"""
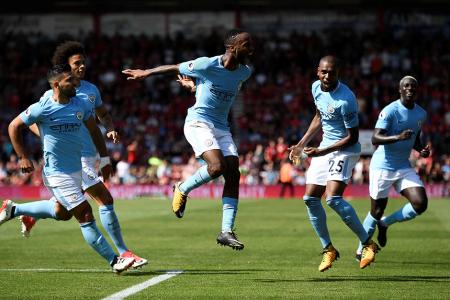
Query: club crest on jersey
76 112 83 120
379 111 386 119
25 107 31 116
205 139 213 147
88 94 95 103
327 104 335 113
188 62 194 71
418 120 422 128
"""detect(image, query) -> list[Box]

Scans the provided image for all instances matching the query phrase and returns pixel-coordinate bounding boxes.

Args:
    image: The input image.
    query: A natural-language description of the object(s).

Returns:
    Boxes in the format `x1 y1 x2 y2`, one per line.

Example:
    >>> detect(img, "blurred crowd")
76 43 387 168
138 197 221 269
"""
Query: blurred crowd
0 26 449 188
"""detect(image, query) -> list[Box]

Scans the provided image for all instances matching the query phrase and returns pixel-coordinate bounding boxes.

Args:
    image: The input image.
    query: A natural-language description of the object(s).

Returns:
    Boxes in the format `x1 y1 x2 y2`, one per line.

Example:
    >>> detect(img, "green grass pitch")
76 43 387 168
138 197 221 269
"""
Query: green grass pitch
1 197 449 299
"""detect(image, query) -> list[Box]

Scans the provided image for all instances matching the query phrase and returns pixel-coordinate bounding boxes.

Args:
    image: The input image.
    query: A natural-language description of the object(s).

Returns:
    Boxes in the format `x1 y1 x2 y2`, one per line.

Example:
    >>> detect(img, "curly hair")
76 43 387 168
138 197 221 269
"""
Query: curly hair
224 29 246 48
51 41 86 66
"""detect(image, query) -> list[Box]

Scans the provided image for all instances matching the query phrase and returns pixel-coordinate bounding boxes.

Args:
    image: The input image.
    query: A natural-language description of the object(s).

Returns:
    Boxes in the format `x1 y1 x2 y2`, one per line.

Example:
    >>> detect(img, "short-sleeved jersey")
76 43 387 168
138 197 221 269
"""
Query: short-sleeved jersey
20 93 92 176
179 56 252 130
42 80 102 157
370 100 427 171
311 80 361 153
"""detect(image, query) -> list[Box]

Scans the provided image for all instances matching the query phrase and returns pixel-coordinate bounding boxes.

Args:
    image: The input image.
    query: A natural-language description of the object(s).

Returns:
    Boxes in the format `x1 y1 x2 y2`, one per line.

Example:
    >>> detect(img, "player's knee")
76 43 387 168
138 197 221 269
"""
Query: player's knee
208 161 226 178
371 207 385 220
55 205 72 221
413 201 427 215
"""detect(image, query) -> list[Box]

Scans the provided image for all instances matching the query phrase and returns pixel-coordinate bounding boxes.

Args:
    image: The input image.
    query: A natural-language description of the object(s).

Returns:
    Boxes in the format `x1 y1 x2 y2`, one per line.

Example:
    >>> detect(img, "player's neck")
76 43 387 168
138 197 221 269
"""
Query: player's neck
221 53 239 70
52 93 71 104
400 98 415 109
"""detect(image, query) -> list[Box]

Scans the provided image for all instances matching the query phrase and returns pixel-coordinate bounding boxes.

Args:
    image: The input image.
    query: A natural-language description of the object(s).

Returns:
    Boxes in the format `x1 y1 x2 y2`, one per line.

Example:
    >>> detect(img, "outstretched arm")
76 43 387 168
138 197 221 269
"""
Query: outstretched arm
95 104 119 144
8 116 34 173
122 64 180 80
372 128 413 146
84 116 112 180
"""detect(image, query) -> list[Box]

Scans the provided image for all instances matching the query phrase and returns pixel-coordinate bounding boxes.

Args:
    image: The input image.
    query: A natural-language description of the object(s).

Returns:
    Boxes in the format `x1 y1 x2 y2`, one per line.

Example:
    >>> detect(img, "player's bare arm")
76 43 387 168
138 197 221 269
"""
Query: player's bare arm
28 123 40 137
95 105 119 144
372 128 413 146
122 64 180 80
288 109 322 158
304 126 359 157
84 115 112 180
412 130 431 158
8 116 35 173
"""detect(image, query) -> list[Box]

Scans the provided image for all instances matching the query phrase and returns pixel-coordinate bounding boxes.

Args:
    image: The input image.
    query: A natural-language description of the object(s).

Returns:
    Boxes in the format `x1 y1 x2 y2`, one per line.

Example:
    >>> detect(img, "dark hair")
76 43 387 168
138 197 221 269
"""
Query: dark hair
51 41 85 66
224 29 245 48
47 63 71 83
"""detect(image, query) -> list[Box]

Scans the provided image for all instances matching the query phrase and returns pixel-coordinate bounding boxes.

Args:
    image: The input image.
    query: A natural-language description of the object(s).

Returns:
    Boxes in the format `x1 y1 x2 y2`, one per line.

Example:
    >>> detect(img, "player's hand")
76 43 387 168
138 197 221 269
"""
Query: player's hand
287 144 304 165
100 164 113 181
177 75 196 92
106 130 120 144
19 157 34 173
122 69 149 80
303 147 323 157
397 129 414 141
420 144 431 158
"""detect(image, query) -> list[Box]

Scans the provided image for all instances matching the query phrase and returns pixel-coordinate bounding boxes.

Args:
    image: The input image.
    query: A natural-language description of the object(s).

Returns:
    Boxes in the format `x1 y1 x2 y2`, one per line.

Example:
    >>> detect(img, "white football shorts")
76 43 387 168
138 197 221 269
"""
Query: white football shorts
369 167 424 199
43 171 86 210
81 155 102 190
184 120 238 157
306 150 360 186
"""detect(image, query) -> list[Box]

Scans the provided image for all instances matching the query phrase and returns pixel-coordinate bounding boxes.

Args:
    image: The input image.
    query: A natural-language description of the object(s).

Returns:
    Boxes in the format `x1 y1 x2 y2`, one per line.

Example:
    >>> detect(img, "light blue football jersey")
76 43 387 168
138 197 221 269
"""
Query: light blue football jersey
311 80 361 153
370 100 427 171
179 56 252 130
20 93 92 176
41 80 102 157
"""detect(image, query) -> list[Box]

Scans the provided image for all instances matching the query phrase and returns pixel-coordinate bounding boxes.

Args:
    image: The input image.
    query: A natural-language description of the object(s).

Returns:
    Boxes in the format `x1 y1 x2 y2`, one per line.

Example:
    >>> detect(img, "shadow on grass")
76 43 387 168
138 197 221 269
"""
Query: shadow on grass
176 269 270 275
256 275 450 283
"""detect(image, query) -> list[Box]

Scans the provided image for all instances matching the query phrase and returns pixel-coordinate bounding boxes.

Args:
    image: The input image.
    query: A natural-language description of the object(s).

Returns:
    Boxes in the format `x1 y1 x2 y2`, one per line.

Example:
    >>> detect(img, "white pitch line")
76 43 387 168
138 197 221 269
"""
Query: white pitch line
102 270 183 300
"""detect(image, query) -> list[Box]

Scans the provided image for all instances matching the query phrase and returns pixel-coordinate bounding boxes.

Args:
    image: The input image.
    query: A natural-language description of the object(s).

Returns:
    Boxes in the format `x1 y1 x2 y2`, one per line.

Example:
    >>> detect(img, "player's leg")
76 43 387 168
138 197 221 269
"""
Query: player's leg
83 156 147 268
50 171 134 274
356 168 392 256
325 152 378 268
172 121 220 217
303 154 336 271
381 169 427 227
217 155 244 250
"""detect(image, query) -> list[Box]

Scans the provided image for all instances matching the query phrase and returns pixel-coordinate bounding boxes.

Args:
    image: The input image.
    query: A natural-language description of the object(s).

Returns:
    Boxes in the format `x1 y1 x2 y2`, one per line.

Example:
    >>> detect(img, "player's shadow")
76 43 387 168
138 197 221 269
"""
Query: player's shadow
379 260 450 267
255 275 450 283
180 269 270 275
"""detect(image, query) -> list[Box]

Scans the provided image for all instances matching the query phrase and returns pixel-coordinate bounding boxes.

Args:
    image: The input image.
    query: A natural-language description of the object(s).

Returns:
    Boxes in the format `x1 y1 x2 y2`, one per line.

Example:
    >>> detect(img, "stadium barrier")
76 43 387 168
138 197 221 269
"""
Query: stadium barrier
0 184 447 200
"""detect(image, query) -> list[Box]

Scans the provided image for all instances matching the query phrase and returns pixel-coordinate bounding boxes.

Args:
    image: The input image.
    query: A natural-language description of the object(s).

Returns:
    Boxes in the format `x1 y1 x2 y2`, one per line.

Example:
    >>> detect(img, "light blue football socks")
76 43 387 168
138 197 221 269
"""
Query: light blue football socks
222 197 238 232
13 200 57 220
326 196 369 243
304 196 331 248
357 211 378 254
382 203 418 226
179 165 213 195
99 205 128 254
80 221 116 264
